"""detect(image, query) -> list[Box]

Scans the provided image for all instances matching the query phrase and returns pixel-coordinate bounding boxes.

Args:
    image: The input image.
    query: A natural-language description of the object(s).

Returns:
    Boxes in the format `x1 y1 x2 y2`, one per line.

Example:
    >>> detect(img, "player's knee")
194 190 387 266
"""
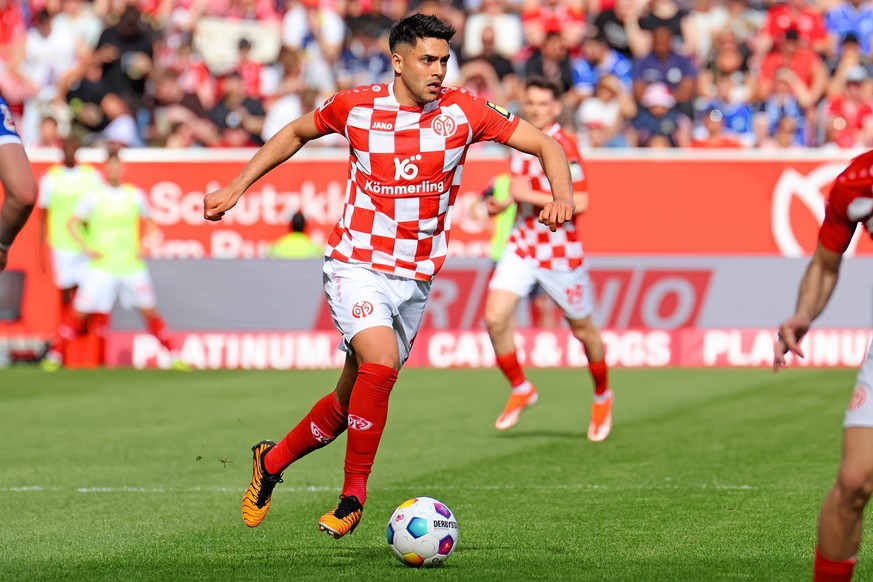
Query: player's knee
835 467 873 510
483 308 509 333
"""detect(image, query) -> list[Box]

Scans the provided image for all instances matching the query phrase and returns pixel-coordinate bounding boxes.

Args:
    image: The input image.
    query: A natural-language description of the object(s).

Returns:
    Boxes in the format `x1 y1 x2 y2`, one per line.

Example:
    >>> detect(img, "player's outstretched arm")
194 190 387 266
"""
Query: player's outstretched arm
504 119 574 232
0 143 38 271
773 242 843 370
204 112 323 222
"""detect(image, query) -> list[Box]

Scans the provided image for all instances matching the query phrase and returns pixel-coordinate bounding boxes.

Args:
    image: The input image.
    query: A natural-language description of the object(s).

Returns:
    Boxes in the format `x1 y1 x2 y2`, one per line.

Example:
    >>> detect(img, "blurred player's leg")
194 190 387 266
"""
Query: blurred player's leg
486 288 538 430
568 316 612 442
318 326 399 538
40 308 87 371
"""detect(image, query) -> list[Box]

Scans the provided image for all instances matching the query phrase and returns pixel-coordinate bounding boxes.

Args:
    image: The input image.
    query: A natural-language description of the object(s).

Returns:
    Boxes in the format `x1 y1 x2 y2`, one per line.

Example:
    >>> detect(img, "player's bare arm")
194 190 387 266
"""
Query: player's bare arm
0 142 38 271
204 112 323 221
504 119 574 232
773 242 843 370
67 215 101 260
508 175 588 215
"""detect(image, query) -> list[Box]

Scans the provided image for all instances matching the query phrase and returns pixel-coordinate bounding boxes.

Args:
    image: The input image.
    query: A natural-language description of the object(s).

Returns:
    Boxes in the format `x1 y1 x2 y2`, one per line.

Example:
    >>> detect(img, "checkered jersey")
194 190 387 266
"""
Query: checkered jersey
314 83 519 281
506 123 588 271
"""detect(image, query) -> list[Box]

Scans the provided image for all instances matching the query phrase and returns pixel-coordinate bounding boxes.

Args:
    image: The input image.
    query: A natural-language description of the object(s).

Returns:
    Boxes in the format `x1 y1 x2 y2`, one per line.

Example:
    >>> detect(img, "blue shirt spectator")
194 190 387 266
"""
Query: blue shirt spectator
632 26 697 106
758 95 806 145
700 99 755 142
571 35 633 96
826 1 873 57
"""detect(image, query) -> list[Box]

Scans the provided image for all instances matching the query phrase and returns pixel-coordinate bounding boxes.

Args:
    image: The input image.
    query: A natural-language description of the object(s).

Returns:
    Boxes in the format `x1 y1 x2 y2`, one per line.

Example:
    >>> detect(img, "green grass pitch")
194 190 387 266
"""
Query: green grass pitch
0 367 860 580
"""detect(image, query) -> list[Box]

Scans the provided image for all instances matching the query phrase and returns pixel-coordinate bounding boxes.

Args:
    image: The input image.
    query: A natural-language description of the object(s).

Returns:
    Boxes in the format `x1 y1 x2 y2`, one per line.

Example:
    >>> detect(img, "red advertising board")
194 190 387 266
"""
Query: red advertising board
3 151 867 342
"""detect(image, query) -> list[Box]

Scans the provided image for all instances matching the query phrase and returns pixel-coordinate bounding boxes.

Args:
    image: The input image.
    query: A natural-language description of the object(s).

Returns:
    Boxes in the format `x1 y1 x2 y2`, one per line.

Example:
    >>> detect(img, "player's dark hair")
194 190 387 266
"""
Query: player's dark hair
290 211 306 233
525 76 561 100
389 13 455 53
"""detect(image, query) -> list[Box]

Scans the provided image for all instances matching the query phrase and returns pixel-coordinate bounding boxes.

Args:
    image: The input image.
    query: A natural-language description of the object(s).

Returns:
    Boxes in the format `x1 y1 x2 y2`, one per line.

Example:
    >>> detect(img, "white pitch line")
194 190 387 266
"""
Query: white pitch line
0 483 757 494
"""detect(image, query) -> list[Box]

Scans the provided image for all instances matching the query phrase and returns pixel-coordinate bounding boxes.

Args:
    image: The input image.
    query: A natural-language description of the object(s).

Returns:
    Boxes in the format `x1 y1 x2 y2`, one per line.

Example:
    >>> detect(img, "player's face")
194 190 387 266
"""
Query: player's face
393 38 451 105
105 158 121 185
522 86 561 131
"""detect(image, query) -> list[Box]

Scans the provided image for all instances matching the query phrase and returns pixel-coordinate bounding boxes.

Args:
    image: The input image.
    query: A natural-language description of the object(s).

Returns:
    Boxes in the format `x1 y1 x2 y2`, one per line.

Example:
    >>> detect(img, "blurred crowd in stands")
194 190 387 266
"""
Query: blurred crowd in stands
1 0 872 149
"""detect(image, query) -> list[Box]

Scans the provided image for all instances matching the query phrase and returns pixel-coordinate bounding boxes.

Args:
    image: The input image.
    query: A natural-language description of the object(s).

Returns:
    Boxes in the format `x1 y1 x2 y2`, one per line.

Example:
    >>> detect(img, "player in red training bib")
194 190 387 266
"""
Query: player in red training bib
775 149 873 581
204 14 576 539
0 94 37 271
485 77 613 441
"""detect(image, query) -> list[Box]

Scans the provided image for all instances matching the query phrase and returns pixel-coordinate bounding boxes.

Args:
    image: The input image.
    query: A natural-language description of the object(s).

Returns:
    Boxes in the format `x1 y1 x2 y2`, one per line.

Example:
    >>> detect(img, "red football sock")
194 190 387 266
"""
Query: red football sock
145 314 173 352
588 359 610 396
814 548 856 582
264 392 348 475
342 363 398 506
90 313 109 364
48 310 84 356
495 352 527 389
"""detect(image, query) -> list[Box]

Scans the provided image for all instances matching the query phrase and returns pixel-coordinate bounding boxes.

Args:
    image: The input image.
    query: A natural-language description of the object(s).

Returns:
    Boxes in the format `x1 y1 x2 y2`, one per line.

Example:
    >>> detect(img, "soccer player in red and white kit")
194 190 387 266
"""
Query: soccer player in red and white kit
485 77 612 441
775 149 873 581
203 14 576 539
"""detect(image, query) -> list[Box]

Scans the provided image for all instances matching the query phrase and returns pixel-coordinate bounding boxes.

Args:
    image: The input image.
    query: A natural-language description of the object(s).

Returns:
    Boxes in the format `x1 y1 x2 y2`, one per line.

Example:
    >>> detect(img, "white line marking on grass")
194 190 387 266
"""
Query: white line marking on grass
0 483 757 494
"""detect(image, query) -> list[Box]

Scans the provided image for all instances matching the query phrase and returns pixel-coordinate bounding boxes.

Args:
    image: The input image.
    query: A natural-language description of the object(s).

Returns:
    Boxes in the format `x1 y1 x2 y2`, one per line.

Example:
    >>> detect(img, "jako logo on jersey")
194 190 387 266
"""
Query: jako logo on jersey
348 414 374 430
372 121 393 130
394 154 422 180
310 421 333 444
431 114 457 137
352 300 374 318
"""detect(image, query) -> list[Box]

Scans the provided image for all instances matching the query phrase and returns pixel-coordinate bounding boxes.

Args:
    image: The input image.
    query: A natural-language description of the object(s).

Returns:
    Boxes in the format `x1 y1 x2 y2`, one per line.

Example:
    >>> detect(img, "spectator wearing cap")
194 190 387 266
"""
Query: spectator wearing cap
632 26 696 115
825 0 873 58
824 65 873 148
756 28 827 109
627 82 691 147
757 0 827 57
570 33 633 105
209 71 265 146
577 73 635 147
691 107 745 148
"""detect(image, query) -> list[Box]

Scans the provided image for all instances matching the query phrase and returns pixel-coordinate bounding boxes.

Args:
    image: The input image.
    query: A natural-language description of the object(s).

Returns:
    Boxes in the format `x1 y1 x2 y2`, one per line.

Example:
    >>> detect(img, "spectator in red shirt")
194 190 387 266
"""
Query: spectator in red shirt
235 38 265 100
522 0 586 51
756 28 827 109
758 0 827 56
824 66 873 148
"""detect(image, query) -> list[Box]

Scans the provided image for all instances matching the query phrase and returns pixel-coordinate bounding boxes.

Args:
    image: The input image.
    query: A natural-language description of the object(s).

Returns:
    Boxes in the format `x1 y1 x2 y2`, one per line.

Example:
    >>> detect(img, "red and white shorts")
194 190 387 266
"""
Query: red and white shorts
488 251 594 320
73 267 157 314
322 258 430 367
845 336 873 428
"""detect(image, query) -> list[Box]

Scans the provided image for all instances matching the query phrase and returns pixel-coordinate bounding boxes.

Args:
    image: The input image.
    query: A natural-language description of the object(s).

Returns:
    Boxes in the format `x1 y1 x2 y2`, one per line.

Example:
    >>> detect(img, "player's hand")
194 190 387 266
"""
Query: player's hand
485 197 511 216
86 249 104 260
773 314 811 371
847 197 873 238
538 198 574 232
204 185 243 222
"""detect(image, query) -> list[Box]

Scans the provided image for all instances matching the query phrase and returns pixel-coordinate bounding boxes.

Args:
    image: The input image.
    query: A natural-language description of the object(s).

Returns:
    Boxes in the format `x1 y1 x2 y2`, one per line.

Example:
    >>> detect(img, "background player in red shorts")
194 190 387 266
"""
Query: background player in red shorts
203 14 576 539
485 77 612 441
775 149 873 581
0 94 37 272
